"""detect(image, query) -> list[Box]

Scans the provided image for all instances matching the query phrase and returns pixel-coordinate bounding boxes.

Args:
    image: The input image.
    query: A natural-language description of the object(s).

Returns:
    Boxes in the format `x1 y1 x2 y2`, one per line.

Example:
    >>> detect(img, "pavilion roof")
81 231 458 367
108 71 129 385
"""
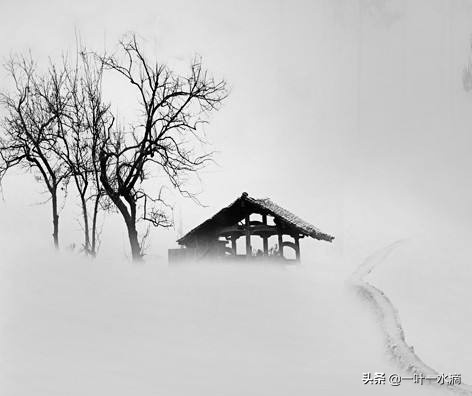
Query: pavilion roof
177 192 334 245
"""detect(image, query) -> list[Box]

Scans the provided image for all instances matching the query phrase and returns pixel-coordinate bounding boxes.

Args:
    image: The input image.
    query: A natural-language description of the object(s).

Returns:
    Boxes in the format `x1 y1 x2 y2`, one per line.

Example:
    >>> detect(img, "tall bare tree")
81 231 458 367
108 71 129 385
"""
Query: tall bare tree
0 56 70 248
50 52 113 256
97 35 228 261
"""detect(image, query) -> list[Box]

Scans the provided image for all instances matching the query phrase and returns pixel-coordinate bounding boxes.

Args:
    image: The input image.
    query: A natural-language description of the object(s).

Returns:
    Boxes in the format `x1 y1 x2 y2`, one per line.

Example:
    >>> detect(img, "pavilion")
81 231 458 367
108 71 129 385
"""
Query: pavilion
168 192 334 263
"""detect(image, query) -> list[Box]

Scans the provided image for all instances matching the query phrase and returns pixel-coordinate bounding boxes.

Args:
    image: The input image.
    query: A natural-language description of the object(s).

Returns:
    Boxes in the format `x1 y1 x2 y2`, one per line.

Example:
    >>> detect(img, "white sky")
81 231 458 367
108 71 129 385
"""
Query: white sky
1 0 472 263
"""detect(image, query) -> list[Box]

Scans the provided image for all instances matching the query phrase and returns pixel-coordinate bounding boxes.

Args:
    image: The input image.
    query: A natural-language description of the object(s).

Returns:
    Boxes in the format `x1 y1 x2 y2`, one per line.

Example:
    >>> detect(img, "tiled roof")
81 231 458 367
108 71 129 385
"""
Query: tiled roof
177 192 334 244
245 195 334 242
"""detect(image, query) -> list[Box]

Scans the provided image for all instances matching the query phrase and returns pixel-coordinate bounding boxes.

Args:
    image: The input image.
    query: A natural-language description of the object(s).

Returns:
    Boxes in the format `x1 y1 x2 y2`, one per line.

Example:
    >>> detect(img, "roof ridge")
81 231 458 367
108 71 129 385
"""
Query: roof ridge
177 193 334 244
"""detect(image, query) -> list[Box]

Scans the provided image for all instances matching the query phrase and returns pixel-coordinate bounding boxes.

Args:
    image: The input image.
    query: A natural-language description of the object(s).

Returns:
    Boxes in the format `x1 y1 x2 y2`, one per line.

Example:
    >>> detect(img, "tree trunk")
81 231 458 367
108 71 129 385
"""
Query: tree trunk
80 193 91 254
90 194 100 257
51 190 59 249
123 193 142 262
110 193 142 262
99 156 141 262
125 218 142 262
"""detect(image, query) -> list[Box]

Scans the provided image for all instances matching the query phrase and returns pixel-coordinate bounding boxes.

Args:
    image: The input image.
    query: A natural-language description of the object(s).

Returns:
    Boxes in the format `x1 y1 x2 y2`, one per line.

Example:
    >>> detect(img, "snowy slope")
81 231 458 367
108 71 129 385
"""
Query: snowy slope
368 235 472 382
0 245 447 396
352 241 472 395
1 216 471 396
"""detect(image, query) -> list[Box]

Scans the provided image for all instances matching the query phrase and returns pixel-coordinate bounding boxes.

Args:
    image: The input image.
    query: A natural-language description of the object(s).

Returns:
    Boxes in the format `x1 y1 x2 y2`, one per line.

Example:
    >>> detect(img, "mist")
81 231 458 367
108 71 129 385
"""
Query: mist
1 0 472 394
0 246 450 395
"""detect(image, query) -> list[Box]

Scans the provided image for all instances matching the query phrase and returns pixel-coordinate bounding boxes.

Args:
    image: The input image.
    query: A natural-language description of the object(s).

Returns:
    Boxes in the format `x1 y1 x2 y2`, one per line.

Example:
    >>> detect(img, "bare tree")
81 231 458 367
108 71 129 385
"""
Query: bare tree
0 56 70 249
50 52 113 256
97 35 228 261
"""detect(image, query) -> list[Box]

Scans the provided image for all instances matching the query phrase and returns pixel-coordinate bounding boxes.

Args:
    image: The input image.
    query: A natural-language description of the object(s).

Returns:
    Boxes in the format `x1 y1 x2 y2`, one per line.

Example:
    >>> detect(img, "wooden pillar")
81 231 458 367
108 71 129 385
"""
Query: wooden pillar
262 235 269 256
231 235 237 255
245 215 251 257
278 232 284 258
262 214 268 256
294 236 300 261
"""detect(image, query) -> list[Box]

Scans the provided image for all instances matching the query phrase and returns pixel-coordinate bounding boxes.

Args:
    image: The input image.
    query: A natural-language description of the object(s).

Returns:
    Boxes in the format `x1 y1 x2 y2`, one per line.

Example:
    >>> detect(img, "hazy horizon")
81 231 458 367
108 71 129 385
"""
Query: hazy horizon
2 1 472 265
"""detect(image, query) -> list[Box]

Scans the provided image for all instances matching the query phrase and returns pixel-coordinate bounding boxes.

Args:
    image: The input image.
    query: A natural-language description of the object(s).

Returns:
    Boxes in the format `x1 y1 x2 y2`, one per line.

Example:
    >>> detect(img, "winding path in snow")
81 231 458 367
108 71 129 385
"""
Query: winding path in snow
350 241 472 395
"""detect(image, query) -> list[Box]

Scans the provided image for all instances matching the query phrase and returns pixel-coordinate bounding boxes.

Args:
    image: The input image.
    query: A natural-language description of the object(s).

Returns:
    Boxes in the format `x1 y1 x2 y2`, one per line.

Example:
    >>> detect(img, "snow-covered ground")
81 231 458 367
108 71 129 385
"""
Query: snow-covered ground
352 240 472 395
1 236 467 395
367 236 472 391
